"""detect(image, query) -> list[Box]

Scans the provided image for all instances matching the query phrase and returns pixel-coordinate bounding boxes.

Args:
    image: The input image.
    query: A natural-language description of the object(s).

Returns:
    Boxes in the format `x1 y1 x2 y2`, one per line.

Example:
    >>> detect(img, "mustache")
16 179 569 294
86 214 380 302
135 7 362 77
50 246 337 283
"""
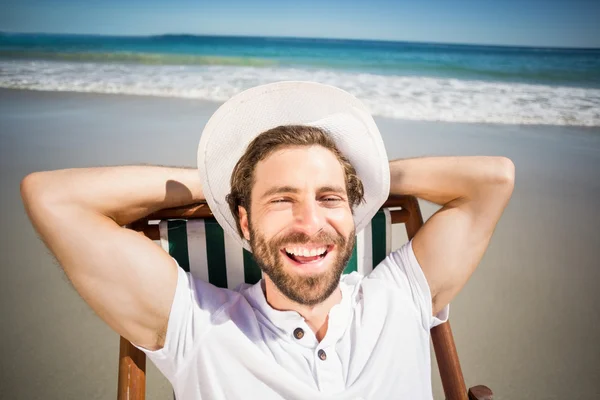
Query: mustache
269 230 347 249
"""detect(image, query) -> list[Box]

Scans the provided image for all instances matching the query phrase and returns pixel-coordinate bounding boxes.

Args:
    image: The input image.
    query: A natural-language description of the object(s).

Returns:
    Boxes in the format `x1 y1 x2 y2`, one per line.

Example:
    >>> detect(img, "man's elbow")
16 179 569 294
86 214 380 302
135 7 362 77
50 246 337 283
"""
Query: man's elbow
21 172 40 206
492 157 515 192
21 171 61 213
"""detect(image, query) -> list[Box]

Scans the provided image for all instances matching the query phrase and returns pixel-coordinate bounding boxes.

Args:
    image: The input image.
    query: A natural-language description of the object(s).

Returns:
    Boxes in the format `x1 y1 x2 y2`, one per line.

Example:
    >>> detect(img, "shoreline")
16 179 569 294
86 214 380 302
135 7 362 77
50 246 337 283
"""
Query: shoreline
2 87 600 131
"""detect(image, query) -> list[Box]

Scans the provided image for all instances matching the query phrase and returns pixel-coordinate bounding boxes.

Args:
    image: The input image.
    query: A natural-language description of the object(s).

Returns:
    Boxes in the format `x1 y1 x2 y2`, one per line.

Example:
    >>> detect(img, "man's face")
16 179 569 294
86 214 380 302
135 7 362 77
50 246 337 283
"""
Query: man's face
239 145 356 306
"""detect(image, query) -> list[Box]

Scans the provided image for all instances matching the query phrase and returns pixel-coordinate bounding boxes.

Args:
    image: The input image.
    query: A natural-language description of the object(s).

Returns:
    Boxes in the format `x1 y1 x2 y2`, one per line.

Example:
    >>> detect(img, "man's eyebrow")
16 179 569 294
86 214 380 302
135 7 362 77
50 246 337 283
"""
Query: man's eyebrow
261 185 347 199
318 186 347 195
261 186 300 199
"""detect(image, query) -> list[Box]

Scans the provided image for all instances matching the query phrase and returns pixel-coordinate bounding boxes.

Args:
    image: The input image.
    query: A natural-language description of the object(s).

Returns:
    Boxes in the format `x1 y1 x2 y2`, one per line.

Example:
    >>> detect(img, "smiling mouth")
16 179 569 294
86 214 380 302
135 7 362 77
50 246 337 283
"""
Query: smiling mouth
281 245 332 264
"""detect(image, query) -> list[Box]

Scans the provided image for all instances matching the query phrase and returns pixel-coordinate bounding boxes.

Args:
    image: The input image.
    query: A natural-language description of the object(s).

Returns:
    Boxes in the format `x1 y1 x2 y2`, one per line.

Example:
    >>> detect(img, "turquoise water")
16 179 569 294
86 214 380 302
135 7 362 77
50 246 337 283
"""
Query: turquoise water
1 33 599 125
2 33 599 86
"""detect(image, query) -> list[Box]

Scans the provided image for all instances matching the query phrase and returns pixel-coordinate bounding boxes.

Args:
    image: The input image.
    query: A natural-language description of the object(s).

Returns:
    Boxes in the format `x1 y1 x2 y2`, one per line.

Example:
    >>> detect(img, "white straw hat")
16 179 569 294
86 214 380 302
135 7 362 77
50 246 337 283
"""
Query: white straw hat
197 81 390 251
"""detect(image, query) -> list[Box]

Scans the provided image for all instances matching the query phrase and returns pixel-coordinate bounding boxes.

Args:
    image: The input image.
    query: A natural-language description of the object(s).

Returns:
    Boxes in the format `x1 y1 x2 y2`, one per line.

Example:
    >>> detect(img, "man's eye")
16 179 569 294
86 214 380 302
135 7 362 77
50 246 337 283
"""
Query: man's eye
322 197 341 202
271 198 290 203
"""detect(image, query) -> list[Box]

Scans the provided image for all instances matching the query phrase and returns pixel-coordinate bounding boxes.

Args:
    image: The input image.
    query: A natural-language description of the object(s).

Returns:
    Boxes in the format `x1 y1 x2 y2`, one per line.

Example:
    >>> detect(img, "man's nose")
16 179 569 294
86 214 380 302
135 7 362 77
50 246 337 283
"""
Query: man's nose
293 199 325 237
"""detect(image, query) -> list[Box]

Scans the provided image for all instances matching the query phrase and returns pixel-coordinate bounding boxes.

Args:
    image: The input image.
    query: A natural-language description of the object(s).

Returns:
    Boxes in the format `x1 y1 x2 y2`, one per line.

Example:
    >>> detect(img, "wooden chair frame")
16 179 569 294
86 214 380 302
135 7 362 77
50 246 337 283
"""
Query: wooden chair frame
119 195 493 400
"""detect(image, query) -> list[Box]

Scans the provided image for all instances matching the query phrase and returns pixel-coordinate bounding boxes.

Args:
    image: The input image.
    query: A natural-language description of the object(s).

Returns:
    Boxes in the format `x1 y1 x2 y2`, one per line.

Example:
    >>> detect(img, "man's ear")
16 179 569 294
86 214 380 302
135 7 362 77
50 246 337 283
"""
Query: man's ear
239 206 250 241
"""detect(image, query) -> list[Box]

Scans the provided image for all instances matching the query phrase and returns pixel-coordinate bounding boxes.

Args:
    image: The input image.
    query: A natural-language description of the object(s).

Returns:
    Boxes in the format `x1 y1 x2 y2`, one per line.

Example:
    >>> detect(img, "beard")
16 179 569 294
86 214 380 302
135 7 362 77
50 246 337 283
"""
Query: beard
249 221 355 306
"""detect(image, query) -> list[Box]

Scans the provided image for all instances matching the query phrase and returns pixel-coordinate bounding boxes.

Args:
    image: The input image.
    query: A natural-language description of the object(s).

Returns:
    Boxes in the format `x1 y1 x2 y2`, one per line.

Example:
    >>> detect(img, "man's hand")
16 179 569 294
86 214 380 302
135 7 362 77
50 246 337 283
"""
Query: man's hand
389 157 515 315
21 166 204 350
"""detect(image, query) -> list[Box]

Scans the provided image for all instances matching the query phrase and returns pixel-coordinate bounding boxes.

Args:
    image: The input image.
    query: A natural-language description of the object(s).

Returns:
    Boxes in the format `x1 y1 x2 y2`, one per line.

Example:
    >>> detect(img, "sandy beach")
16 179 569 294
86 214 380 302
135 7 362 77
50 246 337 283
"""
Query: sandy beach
1 88 599 399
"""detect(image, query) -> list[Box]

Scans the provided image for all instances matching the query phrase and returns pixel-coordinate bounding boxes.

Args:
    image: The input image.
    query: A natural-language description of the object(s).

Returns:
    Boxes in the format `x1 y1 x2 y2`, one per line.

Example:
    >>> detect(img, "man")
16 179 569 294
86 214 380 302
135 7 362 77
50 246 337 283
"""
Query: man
21 82 514 399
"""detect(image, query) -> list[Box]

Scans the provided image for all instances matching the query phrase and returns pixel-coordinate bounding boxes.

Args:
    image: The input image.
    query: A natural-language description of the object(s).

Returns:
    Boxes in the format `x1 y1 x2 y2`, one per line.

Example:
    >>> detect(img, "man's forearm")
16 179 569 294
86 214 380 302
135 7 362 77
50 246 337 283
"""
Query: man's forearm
21 165 204 226
389 156 515 206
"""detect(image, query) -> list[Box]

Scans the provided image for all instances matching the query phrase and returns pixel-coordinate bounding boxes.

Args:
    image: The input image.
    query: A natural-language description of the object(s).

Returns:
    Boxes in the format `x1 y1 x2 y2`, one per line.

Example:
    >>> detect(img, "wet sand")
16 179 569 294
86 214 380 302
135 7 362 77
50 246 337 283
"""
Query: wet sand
1 88 599 399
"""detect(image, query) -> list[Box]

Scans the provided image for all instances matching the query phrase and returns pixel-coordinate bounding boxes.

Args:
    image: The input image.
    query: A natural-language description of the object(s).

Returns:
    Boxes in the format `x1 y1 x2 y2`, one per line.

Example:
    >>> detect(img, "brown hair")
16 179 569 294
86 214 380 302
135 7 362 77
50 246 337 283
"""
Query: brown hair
226 125 365 236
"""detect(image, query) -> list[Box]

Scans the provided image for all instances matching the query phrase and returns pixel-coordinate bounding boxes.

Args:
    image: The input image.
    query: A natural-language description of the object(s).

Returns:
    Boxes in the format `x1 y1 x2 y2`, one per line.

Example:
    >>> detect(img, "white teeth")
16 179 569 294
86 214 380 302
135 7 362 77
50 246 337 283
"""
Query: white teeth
285 246 327 257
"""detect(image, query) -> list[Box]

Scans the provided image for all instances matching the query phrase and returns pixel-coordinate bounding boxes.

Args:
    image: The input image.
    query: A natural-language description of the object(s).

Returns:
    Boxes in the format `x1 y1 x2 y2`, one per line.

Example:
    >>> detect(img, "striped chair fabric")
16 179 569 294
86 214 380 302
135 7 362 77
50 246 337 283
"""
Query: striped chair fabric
158 209 392 289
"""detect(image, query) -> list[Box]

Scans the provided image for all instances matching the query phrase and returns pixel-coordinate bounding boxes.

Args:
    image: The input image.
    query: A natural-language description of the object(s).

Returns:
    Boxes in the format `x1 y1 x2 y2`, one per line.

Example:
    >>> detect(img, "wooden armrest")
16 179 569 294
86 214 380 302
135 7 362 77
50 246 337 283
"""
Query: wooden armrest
132 209 409 241
468 385 493 400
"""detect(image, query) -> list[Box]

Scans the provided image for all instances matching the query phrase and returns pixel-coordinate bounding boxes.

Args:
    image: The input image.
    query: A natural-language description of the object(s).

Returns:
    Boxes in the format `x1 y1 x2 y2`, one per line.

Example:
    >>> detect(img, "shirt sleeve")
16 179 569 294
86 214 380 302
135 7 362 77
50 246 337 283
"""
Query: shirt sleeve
367 239 449 331
132 262 236 380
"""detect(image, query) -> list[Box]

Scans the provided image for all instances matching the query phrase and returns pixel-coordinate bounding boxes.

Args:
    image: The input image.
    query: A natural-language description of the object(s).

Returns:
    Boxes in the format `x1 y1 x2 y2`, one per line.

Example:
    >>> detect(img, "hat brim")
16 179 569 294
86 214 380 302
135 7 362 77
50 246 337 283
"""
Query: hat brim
197 81 390 251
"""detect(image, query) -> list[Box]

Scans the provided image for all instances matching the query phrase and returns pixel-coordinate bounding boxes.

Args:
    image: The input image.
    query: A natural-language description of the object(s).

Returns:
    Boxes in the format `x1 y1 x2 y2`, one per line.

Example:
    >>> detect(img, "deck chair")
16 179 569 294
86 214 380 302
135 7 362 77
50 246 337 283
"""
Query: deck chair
119 195 493 400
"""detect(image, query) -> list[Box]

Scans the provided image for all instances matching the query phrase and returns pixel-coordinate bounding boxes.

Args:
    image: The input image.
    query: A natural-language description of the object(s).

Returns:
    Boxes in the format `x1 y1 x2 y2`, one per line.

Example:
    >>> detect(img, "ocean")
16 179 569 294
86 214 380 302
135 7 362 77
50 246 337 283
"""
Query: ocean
1 33 599 126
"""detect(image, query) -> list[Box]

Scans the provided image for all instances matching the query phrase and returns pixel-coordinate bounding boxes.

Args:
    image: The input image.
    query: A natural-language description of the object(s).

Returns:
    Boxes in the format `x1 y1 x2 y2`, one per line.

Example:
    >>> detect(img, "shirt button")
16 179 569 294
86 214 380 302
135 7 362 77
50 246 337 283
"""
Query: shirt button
293 327 304 340
317 349 327 361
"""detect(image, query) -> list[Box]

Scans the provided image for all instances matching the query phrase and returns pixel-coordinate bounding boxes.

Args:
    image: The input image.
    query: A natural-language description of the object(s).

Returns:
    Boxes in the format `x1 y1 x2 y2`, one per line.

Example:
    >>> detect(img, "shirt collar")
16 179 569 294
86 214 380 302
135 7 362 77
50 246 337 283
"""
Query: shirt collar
241 277 358 348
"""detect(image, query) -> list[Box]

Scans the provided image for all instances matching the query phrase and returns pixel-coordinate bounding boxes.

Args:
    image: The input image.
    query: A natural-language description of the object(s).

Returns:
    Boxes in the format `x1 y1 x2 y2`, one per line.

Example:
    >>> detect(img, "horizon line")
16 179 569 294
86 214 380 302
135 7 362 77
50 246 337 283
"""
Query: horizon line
2 30 599 51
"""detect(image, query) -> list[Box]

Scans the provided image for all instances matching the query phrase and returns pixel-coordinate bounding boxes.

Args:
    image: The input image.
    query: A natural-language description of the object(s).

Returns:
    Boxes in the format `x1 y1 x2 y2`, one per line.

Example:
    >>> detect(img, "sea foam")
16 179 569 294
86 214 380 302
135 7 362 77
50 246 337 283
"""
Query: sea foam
1 60 598 126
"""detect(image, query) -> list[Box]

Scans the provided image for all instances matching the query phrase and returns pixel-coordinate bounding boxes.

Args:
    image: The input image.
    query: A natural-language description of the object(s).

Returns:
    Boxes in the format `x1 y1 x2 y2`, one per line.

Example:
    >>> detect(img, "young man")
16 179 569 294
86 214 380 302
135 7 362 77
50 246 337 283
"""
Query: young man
21 82 514 399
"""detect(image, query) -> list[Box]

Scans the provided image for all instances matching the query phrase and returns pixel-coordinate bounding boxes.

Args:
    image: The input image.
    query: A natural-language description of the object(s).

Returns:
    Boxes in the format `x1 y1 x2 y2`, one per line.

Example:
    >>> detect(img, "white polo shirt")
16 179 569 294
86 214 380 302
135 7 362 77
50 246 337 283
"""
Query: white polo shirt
136 240 449 399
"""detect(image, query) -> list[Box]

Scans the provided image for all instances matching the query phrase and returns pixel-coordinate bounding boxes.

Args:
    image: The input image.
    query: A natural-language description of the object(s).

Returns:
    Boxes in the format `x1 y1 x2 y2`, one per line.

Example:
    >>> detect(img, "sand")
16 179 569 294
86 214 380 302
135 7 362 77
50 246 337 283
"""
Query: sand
1 88 599 399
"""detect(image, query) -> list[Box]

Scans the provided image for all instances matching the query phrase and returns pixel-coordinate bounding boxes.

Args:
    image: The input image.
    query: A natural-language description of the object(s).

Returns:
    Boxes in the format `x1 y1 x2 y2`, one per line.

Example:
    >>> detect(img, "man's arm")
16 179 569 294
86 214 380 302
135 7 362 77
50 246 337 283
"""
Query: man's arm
389 156 515 315
20 166 204 350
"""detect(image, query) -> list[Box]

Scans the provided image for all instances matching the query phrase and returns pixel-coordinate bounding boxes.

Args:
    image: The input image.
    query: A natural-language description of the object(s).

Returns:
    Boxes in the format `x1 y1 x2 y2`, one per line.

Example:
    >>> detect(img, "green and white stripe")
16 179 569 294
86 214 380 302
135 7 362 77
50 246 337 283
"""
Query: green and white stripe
159 209 391 289
346 208 391 275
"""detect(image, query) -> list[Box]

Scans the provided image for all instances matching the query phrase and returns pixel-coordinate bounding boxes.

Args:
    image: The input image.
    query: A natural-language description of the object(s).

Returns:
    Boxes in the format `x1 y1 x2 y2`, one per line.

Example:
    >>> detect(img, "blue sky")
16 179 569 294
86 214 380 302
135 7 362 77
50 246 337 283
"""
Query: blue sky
1 0 599 48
